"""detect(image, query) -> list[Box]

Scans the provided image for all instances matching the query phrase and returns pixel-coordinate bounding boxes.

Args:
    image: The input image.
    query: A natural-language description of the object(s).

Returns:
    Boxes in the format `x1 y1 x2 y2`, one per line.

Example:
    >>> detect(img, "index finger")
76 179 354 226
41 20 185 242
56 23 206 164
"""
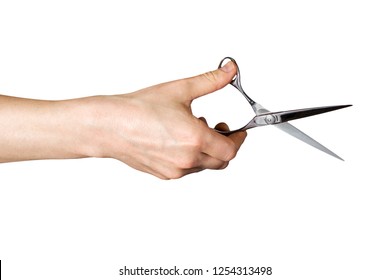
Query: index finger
202 123 247 162
215 122 247 150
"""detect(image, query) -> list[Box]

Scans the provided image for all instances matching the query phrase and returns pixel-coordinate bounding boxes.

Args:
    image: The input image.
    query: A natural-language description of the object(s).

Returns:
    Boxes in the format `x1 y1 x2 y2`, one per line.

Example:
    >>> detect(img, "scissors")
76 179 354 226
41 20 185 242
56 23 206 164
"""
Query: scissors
216 57 351 160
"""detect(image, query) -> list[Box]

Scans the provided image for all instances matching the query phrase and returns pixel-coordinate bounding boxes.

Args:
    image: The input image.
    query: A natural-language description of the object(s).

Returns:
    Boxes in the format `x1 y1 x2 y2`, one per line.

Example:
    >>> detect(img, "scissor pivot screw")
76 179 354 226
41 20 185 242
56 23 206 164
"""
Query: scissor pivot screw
265 114 276 124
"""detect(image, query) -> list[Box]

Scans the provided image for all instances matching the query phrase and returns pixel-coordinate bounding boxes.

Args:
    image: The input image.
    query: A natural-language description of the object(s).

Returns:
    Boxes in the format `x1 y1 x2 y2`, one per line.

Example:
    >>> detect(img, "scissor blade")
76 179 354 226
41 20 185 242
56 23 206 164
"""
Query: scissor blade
275 122 344 161
278 105 352 123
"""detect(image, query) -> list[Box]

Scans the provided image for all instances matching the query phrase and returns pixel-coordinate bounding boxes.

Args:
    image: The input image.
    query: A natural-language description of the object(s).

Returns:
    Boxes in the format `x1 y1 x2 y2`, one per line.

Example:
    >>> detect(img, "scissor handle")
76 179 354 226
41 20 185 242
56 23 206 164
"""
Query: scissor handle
218 57 256 106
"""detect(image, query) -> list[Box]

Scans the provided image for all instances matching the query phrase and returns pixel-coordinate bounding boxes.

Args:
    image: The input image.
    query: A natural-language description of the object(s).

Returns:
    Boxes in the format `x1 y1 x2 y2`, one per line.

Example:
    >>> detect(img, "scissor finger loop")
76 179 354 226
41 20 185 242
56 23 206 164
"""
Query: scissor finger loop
218 57 240 86
219 57 256 106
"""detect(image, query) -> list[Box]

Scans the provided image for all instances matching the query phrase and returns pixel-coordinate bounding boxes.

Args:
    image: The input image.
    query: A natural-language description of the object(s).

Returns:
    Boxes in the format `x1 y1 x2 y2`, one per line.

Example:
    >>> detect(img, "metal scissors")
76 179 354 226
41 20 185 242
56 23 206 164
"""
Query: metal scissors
217 57 351 160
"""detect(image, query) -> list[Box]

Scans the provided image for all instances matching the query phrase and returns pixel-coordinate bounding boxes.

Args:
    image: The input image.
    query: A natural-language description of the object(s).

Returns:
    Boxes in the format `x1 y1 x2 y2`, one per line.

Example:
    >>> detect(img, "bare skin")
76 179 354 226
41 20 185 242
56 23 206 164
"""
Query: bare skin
0 61 247 179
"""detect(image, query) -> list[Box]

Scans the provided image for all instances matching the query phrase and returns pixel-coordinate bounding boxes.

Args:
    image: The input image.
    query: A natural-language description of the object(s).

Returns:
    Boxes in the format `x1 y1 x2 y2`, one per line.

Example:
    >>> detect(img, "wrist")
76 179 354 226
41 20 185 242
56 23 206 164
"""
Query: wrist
59 95 110 159
71 95 138 160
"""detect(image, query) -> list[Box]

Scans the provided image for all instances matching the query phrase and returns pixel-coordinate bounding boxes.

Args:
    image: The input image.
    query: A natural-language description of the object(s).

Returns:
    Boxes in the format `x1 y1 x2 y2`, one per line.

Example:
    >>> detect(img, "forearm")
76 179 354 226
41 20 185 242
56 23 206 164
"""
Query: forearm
0 95 95 163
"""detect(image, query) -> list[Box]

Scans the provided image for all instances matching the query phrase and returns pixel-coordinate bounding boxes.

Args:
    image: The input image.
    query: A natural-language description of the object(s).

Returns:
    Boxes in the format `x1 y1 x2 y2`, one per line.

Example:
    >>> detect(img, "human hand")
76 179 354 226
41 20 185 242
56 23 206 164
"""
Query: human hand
0 61 247 179
86 61 247 179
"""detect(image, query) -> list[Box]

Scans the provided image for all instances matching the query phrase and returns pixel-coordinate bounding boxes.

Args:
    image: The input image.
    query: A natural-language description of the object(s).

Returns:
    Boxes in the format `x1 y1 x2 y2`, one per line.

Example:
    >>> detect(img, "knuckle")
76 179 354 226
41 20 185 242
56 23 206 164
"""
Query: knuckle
224 142 238 161
177 144 202 169
186 131 204 152
166 169 185 180
201 71 220 91
177 155 199 169
192 136 204 151
202 71 218 82
158 175 170 180
176 148 203 170
166 129 205 174
219 161 230 170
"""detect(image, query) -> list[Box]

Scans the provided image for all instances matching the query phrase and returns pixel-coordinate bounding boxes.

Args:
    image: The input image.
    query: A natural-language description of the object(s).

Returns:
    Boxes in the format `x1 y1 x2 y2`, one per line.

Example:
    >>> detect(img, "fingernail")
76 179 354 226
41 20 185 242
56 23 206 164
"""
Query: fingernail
220 61 234 73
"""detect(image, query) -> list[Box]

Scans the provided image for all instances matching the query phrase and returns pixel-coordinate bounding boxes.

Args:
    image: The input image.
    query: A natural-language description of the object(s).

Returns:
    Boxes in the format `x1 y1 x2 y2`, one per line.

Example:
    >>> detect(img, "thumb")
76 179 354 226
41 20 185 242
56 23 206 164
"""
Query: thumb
183 61 237 101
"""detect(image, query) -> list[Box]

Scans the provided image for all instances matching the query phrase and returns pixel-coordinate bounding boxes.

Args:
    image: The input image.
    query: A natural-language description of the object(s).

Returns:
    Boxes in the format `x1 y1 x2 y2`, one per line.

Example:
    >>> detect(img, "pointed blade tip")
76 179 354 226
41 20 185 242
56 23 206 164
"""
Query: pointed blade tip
334 154 345 161
337 104 352 109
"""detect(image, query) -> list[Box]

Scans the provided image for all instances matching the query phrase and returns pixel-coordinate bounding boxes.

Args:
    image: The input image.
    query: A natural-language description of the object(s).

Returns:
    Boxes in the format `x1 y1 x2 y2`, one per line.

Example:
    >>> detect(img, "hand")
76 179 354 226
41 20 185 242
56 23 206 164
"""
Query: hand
86 61 247 179
0 61 247 179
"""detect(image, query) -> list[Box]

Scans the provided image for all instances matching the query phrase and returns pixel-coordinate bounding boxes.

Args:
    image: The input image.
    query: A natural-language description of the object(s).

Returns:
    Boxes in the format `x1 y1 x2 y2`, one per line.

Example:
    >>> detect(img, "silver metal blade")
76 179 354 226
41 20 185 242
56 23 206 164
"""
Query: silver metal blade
275 122 344 161
277 105 352 123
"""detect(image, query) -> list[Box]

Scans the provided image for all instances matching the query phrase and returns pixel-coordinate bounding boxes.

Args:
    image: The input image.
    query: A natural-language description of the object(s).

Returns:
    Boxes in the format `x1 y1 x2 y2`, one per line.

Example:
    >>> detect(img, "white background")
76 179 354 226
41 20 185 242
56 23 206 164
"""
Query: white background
0 0 389 279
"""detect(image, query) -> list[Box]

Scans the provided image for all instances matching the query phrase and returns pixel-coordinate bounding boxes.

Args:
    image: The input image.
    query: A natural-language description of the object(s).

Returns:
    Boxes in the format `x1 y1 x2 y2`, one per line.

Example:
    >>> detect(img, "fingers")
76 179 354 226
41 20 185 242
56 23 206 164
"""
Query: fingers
135 121 246 179
201 122 247 163
228 130 247 150
215 122 247 150
199 152 229 170
192 120 246 170
214 122 230 131
198 116 208 126
182 61 237 101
